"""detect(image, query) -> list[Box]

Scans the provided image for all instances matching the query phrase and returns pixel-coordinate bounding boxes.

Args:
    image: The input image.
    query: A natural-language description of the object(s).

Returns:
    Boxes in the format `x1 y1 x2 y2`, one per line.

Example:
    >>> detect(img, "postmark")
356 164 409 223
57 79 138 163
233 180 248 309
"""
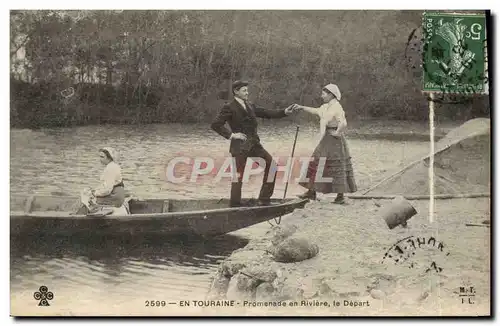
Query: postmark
404 26 424 78
422 12 488 95
381 235 451 273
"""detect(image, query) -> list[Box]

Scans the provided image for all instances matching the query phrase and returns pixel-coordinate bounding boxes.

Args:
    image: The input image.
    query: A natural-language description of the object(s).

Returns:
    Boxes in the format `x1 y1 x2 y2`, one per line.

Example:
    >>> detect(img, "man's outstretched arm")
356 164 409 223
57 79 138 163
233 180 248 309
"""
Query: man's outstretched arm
253 104 289 119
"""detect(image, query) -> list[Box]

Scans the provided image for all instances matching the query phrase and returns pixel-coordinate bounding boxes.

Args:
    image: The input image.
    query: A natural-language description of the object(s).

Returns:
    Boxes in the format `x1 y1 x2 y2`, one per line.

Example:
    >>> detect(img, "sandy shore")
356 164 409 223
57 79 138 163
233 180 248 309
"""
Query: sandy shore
208 195 490 316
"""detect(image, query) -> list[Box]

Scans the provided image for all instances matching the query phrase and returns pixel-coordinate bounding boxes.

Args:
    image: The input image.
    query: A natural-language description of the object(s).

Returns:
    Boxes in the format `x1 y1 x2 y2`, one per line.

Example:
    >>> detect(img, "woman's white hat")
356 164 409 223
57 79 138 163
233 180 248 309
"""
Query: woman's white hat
100 147 117 161
323 84 341 100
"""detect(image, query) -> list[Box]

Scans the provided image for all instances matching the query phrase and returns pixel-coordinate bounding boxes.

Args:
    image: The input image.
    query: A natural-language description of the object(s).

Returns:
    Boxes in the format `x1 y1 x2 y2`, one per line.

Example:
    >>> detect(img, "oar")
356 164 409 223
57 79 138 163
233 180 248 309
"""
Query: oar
271 125 300 225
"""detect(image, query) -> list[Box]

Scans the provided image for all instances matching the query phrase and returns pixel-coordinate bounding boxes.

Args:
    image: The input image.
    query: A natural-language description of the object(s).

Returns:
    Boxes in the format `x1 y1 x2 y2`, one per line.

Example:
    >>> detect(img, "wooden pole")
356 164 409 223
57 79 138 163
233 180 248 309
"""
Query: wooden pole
347 193 490 200
272 125 300 226
429 92 435 223
283 126 300 199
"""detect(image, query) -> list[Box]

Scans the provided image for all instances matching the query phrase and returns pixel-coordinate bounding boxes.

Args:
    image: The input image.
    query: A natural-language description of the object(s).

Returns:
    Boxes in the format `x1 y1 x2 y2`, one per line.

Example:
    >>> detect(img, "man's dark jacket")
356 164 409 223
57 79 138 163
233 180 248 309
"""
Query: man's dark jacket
211 99 287 155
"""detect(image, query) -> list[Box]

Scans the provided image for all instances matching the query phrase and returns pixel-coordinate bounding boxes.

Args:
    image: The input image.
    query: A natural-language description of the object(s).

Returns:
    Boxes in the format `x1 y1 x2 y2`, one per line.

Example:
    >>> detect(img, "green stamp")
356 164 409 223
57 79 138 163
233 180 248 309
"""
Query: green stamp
422 12 488 94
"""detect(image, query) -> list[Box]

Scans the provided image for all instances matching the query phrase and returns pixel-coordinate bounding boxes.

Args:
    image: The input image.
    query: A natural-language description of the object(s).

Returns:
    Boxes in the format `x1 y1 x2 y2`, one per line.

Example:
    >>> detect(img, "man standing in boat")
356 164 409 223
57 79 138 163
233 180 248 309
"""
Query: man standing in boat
211 80 297 207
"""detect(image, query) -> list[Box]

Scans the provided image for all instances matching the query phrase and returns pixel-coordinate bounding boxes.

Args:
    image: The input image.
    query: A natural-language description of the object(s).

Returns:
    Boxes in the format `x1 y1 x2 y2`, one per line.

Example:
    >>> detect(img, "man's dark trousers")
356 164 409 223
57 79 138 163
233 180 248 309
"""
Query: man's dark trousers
231 144 275 206
210 97 287 206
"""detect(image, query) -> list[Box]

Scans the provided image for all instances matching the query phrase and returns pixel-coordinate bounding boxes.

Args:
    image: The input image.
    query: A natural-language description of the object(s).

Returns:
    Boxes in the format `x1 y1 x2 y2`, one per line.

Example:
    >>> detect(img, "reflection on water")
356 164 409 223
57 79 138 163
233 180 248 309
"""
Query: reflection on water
10 122 431 311
11 233 248 302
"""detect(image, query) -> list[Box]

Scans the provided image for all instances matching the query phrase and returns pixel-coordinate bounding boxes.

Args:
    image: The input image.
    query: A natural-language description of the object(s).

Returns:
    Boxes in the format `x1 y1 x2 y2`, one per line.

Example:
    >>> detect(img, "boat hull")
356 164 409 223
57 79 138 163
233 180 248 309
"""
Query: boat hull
10 197 308 237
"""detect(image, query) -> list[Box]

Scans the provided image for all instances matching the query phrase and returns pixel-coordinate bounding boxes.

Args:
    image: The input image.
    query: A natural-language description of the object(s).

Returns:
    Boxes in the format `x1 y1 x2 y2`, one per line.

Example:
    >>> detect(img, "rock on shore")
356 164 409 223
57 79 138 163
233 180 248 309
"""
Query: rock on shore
207 197 491 316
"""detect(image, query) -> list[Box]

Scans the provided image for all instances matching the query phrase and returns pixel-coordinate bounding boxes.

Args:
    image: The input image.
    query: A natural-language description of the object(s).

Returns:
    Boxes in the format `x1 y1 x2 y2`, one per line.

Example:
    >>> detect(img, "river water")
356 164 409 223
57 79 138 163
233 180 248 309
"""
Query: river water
10 121 431 314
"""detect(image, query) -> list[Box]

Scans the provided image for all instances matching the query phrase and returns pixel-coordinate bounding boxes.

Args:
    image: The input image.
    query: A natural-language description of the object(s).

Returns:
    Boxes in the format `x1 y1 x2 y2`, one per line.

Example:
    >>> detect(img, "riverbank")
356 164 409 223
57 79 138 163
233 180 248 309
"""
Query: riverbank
343 119 457 141
11 117 462 141
207 197 490 316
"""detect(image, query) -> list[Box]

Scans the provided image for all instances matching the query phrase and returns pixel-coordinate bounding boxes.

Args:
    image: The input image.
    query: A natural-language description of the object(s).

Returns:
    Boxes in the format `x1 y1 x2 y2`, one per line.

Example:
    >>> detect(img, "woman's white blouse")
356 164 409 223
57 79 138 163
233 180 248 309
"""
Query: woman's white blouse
94 161 122 196
317 99 347 137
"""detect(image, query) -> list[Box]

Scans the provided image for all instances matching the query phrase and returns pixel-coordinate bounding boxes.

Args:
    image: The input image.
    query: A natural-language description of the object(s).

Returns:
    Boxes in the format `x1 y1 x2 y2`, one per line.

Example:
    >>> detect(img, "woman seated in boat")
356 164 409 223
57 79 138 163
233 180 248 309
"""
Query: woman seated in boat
92 147 126 207
77 147 127 215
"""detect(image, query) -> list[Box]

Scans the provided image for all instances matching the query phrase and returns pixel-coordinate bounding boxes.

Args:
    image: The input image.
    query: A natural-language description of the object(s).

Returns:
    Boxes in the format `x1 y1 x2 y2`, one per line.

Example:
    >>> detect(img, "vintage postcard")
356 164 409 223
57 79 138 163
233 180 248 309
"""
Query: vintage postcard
9 9 491 317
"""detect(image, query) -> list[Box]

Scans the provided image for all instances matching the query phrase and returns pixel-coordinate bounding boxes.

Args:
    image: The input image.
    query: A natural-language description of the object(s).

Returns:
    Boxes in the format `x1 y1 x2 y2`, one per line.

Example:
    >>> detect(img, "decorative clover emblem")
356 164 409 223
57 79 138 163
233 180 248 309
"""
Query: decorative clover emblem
34 286 54 306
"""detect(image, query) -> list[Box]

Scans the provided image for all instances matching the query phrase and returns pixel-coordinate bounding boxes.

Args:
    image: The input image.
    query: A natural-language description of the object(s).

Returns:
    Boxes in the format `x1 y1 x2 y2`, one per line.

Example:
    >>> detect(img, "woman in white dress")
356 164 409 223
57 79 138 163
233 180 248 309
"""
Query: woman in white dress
92 147 125 207
78 147 126 214
293 84 357 204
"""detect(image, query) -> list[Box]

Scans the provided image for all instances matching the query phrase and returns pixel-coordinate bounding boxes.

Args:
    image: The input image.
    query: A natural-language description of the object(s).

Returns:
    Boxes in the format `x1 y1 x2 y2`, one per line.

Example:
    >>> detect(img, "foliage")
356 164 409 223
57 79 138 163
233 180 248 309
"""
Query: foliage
10 10 490 128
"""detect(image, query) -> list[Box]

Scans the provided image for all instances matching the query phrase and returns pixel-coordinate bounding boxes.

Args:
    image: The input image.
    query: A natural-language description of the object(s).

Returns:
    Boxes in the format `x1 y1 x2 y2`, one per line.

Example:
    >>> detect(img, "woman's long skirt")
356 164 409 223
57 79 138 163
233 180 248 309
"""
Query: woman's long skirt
76 185 126 215
96 185 125 207
299 133 357 194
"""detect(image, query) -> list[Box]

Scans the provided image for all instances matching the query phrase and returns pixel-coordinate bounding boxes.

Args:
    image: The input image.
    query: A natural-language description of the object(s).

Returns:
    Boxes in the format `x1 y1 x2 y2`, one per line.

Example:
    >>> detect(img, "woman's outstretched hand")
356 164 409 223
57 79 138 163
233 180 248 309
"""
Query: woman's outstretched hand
284 104 295 115
285 104 302 115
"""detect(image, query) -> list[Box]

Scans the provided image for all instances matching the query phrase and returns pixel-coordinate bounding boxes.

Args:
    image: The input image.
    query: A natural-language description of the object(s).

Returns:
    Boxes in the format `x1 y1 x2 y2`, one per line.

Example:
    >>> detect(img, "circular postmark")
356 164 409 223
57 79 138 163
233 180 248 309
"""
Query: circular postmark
404 26 424 77
381 235 451 273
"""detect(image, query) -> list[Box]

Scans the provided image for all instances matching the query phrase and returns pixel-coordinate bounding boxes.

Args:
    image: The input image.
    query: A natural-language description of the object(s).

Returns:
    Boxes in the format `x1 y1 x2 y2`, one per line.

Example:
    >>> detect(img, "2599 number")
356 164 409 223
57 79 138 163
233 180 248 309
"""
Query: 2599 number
145 300 167 307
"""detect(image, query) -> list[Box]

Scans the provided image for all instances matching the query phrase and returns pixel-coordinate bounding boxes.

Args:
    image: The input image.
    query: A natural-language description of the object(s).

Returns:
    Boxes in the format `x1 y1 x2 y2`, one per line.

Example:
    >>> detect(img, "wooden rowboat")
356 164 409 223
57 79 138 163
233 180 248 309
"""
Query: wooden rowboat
10 195 308 238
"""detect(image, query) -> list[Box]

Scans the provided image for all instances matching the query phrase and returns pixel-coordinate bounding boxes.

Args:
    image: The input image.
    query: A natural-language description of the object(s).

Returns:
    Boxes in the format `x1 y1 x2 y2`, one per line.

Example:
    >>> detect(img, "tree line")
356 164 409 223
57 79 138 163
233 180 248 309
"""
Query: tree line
10 10 490 128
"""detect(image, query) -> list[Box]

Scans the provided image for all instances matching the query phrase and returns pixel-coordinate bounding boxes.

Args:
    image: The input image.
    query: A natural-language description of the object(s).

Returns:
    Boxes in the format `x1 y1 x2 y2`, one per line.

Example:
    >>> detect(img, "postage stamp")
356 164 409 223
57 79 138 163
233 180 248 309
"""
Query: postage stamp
8 9 491 318
422 12 488 94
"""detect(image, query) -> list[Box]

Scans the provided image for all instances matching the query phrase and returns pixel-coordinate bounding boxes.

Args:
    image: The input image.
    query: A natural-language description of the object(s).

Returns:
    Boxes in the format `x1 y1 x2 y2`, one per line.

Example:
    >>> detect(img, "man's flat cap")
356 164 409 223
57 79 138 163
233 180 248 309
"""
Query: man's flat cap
232 80 249 92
